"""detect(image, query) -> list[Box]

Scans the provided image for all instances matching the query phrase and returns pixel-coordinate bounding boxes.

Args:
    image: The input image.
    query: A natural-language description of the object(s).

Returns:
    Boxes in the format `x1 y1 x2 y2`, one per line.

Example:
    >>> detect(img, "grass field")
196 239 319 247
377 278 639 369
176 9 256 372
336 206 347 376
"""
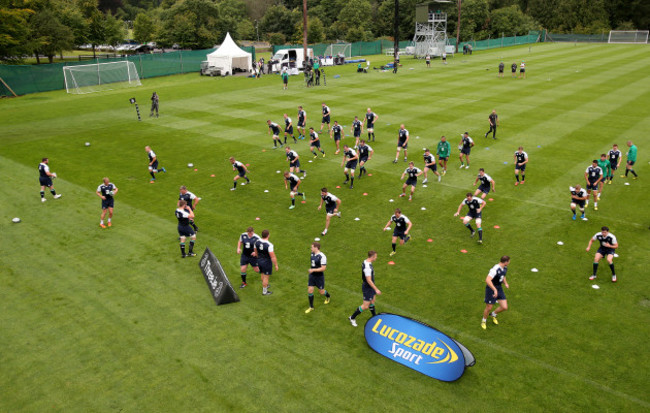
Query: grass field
1 42 649 412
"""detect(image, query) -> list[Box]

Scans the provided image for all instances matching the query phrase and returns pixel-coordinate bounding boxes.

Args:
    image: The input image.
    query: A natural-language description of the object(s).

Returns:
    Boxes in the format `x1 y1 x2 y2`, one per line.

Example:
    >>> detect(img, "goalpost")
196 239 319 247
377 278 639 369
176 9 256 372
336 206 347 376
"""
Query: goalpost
607 30 649 44
63 61 142 94
325 43 352 58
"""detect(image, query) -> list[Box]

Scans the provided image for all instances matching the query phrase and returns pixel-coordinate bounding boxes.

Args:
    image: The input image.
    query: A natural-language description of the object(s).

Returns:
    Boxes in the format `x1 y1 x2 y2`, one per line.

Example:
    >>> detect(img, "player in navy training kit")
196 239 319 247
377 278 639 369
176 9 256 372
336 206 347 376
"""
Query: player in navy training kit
267 120 283 148
351 116 363 148
341 144 358 189
357 140 373 178
237 227 260 288
309 128 326 158
297 106 307 139
455 192 486 243
175 200 196 258
393 124 410 163
422 149 441 183
318 187 341 236
584 160 603 210
179 185 200 232
458 132 474 169
284 172 305 209
607 144 622 184
400 162 423 201
283 113 297 144
320 103 331 133
349 251 381 327
331 120 344 154
96 177 118 228
514 147 528 185
384 208 412 256
305 242 331 313
364 108 378 142
570 185 589 221
145 146 166 183
285 146 306 176
230 157 251 190
586 226 618 282
481 255 510 330
254 229 278 295
484 110 499 139
473 168 496 199
38 157 62 202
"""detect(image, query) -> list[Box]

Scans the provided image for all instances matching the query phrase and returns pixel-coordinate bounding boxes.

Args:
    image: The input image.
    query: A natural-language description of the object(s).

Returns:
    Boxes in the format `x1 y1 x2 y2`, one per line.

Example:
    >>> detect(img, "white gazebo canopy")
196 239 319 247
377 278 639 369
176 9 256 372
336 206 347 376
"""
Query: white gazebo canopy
206 33 252 75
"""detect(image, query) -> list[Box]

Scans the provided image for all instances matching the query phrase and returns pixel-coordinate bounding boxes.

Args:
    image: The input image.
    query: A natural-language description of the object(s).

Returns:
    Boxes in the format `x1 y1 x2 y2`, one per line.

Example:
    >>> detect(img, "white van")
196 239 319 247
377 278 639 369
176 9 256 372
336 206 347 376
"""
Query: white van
270 48 314 73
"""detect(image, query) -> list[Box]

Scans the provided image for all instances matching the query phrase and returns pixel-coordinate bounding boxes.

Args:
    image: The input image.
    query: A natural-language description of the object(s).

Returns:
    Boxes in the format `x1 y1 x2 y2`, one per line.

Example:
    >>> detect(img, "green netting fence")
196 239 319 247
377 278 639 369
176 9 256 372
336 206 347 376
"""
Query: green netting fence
271 40 413 57
0 46 256 96
454 32 540 52
544 33 609 43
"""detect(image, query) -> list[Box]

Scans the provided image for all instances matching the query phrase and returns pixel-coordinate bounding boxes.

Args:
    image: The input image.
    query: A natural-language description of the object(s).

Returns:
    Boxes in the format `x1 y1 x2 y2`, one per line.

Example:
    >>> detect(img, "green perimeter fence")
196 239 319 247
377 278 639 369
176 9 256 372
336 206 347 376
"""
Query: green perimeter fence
0 46 255 96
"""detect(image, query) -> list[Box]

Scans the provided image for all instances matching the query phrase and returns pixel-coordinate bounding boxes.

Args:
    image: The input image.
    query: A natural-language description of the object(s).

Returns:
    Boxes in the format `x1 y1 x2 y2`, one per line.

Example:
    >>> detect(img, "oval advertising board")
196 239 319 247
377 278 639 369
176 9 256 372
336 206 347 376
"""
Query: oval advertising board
364 313 475 382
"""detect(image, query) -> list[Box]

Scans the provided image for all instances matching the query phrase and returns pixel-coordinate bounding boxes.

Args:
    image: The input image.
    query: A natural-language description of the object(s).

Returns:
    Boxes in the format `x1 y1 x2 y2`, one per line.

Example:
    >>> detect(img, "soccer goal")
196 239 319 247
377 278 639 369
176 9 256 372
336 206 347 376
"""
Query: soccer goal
63 61 142 94
325 43 352 58
607 30 649 44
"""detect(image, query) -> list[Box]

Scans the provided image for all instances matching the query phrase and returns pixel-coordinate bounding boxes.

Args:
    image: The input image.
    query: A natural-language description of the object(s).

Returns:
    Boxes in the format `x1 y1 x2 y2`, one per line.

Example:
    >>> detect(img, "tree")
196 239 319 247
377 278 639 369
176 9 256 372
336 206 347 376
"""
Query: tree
374 0 418 39
458 0 490 41
236 19 255 40
489 5 538 37
134 13 156 43
291 16 325 44
0 5 35 63
259 5 300 40
29 8 75 63
337 0 372 35
217 0 248 41
158 0 220 48
267 32 286 45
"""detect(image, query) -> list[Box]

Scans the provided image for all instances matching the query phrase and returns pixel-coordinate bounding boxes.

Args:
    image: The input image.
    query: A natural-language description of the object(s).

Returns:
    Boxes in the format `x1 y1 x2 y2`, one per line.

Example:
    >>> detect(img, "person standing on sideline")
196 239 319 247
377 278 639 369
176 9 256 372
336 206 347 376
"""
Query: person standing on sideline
442 51 447 65
519 61 526 79
236 227 259 288
584 160 603 210
473 168 496 199
481 256 510 330
384 208 412 256
179 185 200 232
425 54 431 67
145 146 166 183
297 106 307 139
305 242 331 313
485 110 499 139
436 136 451 175
454 192 486 244
393 124 410 163
341 144 358 189
357 140 374 178
422 148 441 183
96 177 118 228
458 132 474 169
283 171 305 209
255 230 278 295
514 147 528 185
621 140 638 179
175 200 197 258
318 187 341 236
230 157 251 190
281 68 289 90
150 92 159 117
364 108 379 142
498 62 504 78
349 250 380 327
586 226 618 282
607 144 622 184
570 184 589 221
511 62 517 78
38 157 62 202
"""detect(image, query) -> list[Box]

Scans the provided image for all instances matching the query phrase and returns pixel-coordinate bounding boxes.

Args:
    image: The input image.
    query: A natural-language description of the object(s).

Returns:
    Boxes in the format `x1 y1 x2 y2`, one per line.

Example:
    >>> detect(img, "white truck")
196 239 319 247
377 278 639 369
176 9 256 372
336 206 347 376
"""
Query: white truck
270 48 314 73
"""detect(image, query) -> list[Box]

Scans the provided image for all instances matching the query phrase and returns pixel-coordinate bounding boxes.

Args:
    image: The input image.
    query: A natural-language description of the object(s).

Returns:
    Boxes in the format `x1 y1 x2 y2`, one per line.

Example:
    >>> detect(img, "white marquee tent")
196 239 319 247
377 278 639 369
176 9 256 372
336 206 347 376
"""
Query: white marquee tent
206 32 252 75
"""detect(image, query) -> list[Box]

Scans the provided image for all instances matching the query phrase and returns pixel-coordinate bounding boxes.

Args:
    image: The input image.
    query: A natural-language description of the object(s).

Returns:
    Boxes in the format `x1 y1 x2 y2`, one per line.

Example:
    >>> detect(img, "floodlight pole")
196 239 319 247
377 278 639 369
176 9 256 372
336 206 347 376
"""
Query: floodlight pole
456 0 461 53
394 0 399 65
303 0 308 63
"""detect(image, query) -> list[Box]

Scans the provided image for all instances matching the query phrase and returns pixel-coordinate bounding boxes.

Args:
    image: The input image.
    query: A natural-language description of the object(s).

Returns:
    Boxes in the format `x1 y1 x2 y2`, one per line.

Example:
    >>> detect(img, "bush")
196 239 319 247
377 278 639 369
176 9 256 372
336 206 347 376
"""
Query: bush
267 32 286 45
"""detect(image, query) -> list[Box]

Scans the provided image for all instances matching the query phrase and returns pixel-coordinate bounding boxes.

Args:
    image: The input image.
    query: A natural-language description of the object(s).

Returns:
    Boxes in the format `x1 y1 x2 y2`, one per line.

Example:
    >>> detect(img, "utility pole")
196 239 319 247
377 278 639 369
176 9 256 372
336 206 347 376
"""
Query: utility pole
394 0 399 67
456 0 462 53
303 0 308 61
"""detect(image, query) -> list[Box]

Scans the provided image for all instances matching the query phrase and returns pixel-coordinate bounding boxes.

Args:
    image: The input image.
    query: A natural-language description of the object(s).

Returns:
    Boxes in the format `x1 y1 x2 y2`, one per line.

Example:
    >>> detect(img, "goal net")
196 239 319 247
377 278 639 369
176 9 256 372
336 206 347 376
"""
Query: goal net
63 61 142 94
325 43 352 58
608 30 649 44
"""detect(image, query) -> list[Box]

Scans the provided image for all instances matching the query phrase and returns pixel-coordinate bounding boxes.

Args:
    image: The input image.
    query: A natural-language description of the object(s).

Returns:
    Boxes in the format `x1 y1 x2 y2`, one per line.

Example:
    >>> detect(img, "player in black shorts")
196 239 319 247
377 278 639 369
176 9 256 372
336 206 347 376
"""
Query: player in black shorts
607 144 621 184
320 103 331 133
341 144 358 189
498 62 504 78
267 119 283 148
351 116 363 148
145 146 166 183
349 250 380 327
179 185 200 232
364 108 378 142
455 192 486 244
473 168 495 199
393 124 410 163
284 171 305 209
285 146 306 177
514 147 528 185
400 162 423 201
422 149 440 183
570 185 589 221
309 128 326 158
318 188 341 236
96 177 118 228
584 160 603 210
458 132 474 169
283 113 296 144
357 140 373 178
331 120 344 154
175 200 196 258
481 256 510 330
237 227 260 288
484 110 498 139
384 208 412 256
297 106 307 139
38 157 62 202
230 157 251 190
511 62 517 78
586 226 618 282
305 242 331 313
255 229 278 295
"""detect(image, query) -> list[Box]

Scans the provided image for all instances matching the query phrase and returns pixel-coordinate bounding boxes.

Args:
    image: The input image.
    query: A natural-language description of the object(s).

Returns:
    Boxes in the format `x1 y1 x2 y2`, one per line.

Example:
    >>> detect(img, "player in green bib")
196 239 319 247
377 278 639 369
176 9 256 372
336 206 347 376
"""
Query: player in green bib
596 154 611 199
436 136 451 175
622 140 638 179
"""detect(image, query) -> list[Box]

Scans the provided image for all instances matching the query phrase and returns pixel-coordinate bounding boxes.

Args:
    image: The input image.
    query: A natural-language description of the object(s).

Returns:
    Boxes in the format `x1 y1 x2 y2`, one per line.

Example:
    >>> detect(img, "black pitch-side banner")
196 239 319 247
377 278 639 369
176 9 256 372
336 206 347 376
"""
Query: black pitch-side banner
198 247 240 306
